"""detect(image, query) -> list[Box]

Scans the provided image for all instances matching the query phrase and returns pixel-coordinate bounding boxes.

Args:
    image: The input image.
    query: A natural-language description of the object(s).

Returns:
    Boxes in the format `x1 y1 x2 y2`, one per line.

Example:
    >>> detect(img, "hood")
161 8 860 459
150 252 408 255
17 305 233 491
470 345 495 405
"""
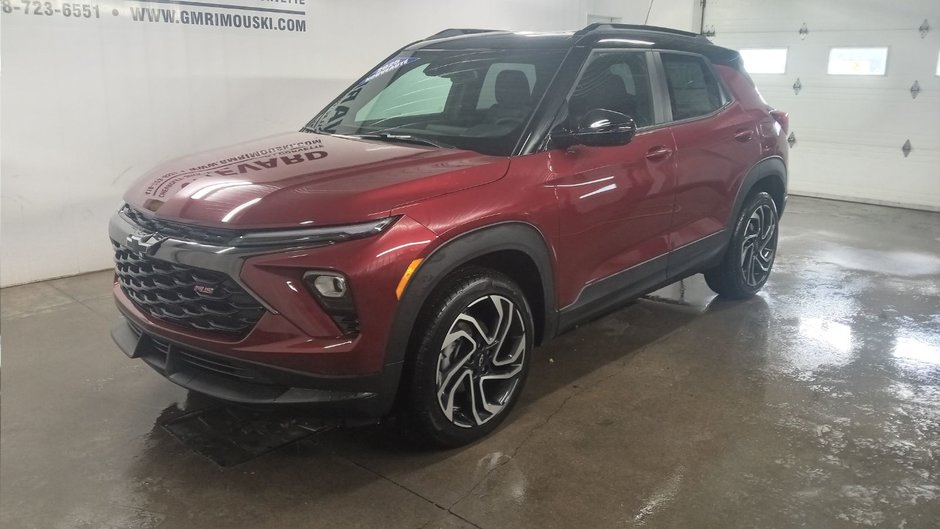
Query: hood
123 132 509 228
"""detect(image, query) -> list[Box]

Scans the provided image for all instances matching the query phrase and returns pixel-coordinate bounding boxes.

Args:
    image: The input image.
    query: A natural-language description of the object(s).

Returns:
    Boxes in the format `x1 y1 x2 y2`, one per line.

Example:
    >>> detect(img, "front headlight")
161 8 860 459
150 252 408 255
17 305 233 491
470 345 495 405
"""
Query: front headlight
230 216 398 248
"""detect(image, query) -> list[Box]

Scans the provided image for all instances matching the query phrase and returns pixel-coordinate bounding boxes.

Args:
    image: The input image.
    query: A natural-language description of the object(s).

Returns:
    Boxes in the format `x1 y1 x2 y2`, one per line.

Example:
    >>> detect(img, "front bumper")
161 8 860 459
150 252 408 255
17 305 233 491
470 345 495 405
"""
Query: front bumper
109 208 437 376
108 207 439 414
111 318 400 415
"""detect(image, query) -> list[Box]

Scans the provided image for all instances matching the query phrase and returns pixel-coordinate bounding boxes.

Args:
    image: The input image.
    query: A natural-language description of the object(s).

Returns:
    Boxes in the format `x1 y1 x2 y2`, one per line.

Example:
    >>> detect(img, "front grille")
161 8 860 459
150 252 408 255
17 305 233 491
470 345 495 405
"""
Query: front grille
113 242 265 335
121 205 240 246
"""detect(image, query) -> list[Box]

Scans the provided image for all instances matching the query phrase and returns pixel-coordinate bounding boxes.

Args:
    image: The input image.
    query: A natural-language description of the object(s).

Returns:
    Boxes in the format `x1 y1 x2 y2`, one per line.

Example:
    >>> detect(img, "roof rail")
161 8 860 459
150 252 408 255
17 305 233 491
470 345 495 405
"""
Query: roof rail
425 28 502 41
577 23 702 38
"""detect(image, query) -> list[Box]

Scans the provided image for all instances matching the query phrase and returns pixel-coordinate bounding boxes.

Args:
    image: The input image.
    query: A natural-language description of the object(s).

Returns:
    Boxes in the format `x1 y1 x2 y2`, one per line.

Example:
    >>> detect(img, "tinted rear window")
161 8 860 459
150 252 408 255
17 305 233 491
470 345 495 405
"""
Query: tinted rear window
661 53 724 120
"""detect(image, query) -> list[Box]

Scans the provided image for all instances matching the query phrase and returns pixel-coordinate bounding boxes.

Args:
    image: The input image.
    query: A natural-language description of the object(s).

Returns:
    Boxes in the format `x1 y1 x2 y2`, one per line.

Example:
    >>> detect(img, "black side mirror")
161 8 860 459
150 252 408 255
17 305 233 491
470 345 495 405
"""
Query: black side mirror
551 109 637 149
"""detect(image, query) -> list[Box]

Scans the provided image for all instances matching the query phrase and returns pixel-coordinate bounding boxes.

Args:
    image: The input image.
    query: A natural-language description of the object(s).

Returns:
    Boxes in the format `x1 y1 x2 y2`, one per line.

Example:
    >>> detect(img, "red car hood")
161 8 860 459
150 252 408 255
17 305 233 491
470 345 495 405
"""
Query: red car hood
123 132 509 228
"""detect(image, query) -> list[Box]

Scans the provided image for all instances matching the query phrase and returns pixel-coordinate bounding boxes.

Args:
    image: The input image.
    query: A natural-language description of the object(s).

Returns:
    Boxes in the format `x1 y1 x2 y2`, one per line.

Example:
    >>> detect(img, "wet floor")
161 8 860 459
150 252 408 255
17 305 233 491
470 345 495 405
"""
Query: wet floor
1 196 938 529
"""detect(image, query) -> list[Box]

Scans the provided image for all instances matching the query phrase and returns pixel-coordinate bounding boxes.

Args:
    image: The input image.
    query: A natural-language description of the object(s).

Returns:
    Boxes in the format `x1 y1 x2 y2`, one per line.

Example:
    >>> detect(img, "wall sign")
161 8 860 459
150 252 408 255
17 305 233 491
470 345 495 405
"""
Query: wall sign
1 0 307 32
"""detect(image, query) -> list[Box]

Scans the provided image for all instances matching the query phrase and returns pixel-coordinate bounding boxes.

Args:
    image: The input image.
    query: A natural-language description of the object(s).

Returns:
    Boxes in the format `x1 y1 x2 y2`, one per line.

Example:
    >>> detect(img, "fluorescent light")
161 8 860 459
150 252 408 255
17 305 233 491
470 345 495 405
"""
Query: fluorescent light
221 197 262 223
597 38 655 46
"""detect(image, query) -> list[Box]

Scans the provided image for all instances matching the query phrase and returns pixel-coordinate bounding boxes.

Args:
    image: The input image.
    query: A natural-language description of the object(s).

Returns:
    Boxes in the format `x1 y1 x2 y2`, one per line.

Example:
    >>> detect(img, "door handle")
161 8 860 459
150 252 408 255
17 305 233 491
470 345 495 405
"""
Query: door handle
734 129 754 142
645 146 673 161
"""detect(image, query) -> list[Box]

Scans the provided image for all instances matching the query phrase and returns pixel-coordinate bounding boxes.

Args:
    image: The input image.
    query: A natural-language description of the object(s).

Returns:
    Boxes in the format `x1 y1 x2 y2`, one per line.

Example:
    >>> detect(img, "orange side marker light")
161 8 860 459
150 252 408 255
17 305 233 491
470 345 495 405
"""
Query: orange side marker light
396 259 423 299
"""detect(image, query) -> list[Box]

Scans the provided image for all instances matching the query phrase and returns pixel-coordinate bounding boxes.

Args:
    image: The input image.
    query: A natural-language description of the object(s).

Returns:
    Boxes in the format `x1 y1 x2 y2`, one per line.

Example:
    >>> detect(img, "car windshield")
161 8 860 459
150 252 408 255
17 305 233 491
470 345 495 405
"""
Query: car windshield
305 48 567 156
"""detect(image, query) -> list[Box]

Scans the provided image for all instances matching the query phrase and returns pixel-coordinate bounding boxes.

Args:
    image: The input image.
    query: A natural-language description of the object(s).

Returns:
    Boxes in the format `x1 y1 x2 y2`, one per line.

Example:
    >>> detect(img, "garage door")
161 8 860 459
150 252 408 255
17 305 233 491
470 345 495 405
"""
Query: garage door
703 0 940 211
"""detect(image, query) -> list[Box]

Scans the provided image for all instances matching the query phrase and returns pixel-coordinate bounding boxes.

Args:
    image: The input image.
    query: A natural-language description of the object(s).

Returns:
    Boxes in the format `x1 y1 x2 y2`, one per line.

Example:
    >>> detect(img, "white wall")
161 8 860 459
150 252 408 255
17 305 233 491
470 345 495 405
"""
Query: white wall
589 0 701 31
0 0 697 286
705 0 940 211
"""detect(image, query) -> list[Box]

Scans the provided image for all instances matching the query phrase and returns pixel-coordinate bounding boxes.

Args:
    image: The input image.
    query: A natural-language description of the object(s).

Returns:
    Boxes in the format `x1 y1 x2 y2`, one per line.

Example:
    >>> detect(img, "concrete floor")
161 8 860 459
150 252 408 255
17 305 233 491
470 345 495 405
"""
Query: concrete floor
1 196 938 529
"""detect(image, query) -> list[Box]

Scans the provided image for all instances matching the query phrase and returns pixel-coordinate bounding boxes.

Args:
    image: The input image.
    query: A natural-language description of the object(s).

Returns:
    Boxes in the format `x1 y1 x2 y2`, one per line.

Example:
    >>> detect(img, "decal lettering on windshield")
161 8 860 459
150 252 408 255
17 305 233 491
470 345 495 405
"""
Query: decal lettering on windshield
359 56 418 85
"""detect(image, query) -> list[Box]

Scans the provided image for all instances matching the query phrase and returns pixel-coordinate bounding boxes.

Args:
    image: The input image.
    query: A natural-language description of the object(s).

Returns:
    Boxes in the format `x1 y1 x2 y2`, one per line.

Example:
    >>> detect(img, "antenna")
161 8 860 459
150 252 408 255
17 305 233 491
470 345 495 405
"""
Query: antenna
644 0 655 25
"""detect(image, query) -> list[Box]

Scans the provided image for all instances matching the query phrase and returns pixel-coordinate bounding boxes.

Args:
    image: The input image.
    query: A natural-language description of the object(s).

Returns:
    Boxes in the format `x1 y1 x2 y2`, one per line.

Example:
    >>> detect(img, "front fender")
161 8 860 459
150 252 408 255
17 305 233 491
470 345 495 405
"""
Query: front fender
384 222 556 369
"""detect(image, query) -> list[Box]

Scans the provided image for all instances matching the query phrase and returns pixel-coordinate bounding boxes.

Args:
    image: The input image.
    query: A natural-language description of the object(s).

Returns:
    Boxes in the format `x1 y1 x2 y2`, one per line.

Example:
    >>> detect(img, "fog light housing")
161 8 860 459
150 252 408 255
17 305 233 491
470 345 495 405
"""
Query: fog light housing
303 271 359 335
311 274 348 298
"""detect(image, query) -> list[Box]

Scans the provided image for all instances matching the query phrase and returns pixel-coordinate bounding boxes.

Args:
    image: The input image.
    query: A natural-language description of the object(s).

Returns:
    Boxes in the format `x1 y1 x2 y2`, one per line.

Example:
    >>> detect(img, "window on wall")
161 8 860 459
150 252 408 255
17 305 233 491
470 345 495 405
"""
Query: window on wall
827 47 889 75
661 53 724 120
739 48 788 74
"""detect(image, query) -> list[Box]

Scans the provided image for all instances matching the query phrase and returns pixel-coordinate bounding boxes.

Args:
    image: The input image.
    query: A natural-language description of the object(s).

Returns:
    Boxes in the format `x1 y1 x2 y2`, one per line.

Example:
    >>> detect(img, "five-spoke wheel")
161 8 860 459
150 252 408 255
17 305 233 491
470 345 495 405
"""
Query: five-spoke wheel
705 191 779 299
406 268 533 447
740 202 777 287
436 295 527 428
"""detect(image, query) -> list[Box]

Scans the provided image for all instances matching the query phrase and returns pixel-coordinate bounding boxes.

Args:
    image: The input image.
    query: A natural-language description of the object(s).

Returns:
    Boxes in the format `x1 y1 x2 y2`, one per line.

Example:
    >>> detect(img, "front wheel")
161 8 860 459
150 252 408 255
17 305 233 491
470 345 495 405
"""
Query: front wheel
705 191 779 299
405 267 533 448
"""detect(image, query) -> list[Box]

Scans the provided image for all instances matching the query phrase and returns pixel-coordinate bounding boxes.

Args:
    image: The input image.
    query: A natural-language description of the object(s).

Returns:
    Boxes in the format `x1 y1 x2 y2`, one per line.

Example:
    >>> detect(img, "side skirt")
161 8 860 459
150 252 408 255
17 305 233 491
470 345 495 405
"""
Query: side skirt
556 231 727 333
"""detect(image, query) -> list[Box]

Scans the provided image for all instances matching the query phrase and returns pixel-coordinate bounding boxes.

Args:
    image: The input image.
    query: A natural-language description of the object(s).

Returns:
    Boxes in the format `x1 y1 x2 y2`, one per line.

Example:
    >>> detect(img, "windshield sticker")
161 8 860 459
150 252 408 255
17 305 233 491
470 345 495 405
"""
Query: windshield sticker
359 56 418 85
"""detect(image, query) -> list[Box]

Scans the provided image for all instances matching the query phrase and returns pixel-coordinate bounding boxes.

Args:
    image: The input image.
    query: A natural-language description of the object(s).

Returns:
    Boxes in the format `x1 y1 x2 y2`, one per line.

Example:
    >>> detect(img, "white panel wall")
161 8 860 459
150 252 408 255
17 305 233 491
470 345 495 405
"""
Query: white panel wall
0 0 697 286
705 0 940 211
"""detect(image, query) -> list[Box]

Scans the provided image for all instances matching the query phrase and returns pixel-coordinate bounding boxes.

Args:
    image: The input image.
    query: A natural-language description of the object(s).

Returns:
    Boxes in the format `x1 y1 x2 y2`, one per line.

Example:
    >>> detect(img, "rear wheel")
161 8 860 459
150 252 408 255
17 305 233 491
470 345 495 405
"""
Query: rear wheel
705 191 779 299
405 267 533 448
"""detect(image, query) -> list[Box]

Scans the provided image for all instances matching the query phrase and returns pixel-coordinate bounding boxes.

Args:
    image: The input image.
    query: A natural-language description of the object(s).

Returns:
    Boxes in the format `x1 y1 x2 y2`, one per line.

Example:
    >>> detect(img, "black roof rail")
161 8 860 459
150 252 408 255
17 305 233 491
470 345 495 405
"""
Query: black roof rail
576 23 703 38
425 28 502 41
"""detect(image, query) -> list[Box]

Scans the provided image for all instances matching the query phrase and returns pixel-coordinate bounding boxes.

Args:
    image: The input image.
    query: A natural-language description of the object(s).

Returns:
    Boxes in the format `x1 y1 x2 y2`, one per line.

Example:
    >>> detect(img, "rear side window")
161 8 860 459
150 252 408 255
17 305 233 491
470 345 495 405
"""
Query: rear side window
661 54 724 120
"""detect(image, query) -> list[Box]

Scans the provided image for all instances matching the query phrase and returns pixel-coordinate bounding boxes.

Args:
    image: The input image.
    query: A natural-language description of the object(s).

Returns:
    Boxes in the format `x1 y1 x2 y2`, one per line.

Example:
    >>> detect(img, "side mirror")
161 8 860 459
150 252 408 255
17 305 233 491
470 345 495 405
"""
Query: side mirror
551 109 637 149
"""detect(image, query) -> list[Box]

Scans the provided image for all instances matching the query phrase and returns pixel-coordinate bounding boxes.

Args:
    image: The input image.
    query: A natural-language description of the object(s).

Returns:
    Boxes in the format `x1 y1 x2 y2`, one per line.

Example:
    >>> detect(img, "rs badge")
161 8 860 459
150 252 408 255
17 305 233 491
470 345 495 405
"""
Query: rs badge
193 284 216 296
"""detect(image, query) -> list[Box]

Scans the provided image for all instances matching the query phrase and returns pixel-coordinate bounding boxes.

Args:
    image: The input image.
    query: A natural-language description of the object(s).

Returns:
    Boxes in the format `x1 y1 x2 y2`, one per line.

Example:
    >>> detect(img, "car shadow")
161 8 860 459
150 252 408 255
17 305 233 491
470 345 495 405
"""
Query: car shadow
139 277 767 464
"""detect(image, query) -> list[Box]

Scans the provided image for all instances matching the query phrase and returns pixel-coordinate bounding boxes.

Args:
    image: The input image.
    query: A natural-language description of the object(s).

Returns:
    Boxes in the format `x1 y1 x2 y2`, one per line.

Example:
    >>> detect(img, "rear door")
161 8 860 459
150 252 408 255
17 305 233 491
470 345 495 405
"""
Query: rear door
659 51 761 275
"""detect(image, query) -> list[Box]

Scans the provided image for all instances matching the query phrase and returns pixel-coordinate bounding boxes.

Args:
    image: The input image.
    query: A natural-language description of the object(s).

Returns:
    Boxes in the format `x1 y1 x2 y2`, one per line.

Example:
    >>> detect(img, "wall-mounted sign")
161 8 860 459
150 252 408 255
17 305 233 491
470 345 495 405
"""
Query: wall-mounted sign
0 0 307 32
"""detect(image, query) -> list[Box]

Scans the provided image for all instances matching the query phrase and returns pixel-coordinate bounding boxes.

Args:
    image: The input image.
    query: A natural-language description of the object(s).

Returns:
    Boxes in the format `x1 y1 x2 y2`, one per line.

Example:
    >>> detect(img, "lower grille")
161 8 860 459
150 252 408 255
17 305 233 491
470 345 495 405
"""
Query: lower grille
150 336 256 381
113 242 264 336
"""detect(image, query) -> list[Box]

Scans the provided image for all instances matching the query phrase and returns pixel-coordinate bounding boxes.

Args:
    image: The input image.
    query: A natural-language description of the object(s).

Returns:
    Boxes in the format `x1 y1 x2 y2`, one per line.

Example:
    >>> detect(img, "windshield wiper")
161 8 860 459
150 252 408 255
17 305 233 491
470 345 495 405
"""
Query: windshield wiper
351 133 455 149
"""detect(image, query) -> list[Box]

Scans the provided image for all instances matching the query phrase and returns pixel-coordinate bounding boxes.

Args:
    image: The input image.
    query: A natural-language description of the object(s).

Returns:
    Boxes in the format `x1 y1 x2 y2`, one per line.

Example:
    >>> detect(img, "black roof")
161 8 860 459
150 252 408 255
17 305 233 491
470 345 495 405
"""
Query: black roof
409 24 739 65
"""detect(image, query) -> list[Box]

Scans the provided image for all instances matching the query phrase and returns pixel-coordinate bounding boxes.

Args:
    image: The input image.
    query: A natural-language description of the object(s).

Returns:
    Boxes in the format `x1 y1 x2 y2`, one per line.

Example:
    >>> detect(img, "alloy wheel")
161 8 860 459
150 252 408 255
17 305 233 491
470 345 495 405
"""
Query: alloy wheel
740 203 778 286
435 294 528 428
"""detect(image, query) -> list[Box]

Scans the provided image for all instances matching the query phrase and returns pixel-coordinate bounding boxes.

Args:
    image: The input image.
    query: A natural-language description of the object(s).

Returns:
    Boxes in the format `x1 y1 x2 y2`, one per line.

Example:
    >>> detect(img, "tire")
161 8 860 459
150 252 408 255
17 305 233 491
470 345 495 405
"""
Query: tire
405 266 534 448
705 191 779 299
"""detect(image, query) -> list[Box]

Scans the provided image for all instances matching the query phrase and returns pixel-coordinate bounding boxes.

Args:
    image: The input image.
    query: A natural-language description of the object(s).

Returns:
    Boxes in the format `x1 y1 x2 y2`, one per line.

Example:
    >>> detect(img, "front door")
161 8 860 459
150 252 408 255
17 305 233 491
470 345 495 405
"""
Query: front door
549 50 677 315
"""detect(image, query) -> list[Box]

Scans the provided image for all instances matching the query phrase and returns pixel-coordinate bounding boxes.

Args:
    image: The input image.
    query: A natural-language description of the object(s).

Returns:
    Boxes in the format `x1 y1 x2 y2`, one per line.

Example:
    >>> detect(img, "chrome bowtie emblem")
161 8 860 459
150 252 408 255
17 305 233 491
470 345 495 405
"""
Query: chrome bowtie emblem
126 232 168 256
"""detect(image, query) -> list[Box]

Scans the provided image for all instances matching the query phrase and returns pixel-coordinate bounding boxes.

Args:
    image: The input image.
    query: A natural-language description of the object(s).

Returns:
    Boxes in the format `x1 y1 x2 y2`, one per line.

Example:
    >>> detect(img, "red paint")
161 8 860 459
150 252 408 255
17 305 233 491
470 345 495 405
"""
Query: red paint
116 61 786 377
123 132 509 228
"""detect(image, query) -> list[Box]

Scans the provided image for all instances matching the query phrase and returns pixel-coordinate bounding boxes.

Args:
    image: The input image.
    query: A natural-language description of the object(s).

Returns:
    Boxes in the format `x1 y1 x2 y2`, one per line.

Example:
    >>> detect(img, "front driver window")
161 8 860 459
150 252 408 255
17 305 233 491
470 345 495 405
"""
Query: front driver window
568 51 654 128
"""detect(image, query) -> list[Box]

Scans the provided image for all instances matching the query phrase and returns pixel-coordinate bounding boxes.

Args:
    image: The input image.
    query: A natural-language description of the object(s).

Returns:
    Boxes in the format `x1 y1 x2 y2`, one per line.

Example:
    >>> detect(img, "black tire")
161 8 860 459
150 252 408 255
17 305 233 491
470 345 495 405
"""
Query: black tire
705 191 779 299
405 266 534 448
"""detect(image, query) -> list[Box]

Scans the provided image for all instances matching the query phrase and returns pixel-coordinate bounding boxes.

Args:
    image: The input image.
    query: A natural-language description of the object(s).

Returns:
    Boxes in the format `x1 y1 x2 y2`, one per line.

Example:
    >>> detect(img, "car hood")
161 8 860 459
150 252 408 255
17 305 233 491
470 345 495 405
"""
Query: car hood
123 132 509 228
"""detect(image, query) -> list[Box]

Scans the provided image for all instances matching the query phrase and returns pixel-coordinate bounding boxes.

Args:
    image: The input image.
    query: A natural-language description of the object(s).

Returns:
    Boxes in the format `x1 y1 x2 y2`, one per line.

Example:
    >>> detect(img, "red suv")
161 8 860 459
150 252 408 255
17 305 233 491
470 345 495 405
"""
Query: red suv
110 24 788 446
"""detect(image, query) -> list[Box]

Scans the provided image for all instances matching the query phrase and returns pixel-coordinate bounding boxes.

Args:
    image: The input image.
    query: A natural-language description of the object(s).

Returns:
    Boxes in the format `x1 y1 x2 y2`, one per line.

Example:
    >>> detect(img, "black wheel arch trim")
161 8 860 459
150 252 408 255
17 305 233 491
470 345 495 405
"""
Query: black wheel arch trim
698 156 786 271
384 221 557 370
731 156 788 223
